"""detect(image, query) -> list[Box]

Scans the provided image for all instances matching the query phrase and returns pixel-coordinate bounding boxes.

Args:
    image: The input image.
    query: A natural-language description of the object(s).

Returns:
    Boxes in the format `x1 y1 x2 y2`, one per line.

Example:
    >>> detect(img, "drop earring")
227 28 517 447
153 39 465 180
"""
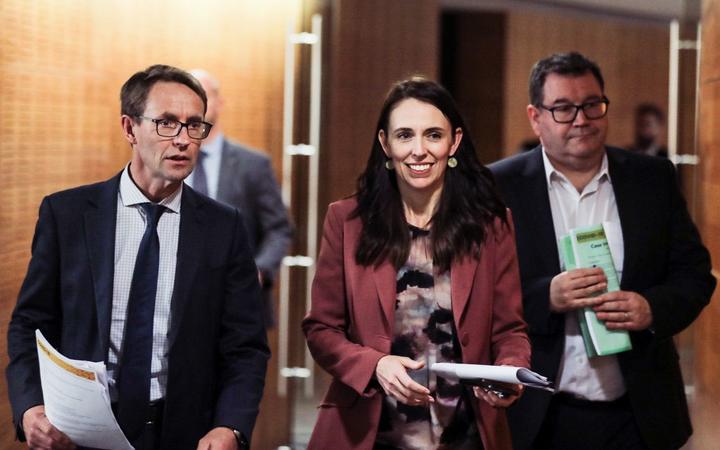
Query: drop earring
447 157 458 168
385 160 394 170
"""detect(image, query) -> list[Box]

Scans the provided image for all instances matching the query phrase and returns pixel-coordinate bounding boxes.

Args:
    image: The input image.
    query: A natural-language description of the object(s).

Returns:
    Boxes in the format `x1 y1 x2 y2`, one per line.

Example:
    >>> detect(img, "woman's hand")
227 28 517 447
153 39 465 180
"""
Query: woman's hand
473 383 524 408
375 355 434 406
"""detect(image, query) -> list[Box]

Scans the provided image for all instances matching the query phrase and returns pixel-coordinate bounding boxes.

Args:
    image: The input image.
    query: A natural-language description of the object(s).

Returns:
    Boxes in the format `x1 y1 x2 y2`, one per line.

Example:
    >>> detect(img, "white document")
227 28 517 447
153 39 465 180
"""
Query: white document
35 329 134 450
431 363 554 392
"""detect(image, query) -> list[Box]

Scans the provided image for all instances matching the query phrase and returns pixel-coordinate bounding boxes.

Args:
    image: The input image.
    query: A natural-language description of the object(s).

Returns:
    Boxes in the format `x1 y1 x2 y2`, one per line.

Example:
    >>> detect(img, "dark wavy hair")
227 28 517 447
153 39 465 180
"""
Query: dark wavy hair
352 77 507 272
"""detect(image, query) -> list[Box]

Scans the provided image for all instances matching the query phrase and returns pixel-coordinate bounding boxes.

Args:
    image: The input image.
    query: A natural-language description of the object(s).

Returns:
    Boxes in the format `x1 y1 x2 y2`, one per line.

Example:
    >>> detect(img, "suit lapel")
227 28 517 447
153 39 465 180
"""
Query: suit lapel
522 149 561 273
167 187 205 348
451 256 478 327
373 259 397 332
372 250 480 331
84 174 121 358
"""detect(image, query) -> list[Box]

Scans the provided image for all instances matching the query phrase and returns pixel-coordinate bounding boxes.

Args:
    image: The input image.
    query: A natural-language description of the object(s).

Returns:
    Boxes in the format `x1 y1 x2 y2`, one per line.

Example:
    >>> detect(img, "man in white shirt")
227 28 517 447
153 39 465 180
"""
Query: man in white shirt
7 65 268 450
489 52 715 450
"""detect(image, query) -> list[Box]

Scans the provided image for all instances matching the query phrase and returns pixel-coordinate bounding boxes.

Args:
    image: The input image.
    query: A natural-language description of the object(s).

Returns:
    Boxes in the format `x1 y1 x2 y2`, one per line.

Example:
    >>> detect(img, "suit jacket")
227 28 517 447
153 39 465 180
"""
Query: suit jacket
6 172 270 448
216 139 292 286
489 147 716 450
302 198 531 450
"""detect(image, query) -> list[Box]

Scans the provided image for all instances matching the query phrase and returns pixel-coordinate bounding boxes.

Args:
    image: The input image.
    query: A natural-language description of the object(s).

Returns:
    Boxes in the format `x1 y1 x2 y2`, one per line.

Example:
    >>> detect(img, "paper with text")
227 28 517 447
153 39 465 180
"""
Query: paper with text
559 223 632 357
36 329 133 450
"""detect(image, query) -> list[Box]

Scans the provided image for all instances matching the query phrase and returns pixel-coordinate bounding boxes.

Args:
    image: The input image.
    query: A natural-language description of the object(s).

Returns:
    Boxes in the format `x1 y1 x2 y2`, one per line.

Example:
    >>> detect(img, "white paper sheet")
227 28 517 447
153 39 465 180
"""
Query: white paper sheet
431 362 554 392
35 329 134 450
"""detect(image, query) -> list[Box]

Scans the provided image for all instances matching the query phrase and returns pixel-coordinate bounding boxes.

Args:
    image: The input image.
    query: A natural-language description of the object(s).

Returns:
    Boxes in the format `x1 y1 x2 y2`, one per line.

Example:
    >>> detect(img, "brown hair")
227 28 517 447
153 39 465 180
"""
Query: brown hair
120 64 207 120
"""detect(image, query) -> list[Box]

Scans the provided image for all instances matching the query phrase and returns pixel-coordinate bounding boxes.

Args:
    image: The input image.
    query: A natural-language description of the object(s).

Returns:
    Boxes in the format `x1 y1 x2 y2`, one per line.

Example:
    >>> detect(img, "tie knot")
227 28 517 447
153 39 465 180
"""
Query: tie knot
140 203 165 228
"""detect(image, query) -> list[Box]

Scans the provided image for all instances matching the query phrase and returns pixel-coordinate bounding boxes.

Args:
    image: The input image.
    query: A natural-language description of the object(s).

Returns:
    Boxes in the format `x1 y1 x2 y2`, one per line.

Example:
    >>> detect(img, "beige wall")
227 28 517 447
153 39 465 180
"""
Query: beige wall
502 10 670 156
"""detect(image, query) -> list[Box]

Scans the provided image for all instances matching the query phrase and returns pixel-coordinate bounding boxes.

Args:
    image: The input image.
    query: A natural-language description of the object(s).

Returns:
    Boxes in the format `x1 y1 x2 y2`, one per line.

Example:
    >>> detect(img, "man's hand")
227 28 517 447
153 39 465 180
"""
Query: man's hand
197 427 238 450
473 383 524 408
594 290 653 331
375 355 434 406
22 405 76 450
549 268 607 312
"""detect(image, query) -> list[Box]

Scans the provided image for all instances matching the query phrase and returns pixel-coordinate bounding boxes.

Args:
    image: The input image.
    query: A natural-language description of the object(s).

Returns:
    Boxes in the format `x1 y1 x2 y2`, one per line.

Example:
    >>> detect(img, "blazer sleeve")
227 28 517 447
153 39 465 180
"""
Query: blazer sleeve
302 203 386 396
489 212 531 368
640 161 716 338
6 197 62 438
247 156 293 283
212 209 271 439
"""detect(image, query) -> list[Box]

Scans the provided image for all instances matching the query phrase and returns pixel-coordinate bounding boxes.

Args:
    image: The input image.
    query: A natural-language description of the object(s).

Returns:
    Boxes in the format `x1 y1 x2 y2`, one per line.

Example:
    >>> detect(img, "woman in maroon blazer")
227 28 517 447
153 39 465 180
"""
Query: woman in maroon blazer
302 78 530 450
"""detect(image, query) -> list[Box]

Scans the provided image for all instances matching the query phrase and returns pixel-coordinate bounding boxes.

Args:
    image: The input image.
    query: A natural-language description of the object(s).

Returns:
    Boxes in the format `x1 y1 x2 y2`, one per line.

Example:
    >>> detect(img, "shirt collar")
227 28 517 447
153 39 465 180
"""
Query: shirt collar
200 132 224 159
541 146 611 190
119 163 183 214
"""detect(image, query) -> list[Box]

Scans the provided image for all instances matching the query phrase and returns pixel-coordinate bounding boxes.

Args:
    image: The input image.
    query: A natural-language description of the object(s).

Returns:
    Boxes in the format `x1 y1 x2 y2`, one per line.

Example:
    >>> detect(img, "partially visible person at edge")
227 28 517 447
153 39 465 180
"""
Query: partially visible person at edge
302 77 531 450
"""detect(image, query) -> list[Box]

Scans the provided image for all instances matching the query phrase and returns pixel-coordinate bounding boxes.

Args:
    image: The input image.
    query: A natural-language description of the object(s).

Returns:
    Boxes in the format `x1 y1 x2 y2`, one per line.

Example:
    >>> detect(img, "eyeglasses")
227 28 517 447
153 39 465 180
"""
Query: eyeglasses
538 98 610 124
136 116 213 139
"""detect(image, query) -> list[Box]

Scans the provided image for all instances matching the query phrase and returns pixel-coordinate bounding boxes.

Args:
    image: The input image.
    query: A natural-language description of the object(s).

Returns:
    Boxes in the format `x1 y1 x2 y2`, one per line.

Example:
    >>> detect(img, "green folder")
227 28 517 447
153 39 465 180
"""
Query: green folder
559 223 632 357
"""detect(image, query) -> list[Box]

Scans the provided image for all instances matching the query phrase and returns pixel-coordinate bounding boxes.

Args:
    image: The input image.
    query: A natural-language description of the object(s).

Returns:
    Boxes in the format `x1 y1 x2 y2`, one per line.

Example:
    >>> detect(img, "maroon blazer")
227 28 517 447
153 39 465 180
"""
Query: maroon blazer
302 198 531 450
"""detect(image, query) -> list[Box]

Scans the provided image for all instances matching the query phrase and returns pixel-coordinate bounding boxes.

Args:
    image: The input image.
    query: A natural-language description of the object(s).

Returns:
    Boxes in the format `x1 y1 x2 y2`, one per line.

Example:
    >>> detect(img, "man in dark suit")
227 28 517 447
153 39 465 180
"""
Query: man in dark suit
489 52 715 450
187 69 292 326
6 65 269 450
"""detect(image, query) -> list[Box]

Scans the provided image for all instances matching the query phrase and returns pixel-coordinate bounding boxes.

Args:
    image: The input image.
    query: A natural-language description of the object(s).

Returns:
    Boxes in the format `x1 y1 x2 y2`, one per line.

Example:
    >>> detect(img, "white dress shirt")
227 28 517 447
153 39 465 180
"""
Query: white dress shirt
185 133 223 199
542 149 627 401
109 164 182 401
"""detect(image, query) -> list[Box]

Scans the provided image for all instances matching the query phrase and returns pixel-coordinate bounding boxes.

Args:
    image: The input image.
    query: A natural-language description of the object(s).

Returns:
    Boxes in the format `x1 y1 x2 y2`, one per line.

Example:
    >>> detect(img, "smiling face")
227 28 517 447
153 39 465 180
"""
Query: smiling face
527 72 608 173
122 81 205 200
379 98 462 200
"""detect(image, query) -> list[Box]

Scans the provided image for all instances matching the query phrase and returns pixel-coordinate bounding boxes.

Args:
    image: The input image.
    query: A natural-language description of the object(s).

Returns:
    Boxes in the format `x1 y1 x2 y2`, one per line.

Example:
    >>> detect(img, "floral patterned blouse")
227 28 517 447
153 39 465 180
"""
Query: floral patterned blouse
374 226 482 450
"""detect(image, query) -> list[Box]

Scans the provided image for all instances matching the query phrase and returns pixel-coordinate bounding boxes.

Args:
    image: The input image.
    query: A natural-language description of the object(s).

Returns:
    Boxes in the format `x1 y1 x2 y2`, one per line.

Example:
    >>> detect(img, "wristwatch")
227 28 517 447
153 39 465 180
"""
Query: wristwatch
231 428 249 450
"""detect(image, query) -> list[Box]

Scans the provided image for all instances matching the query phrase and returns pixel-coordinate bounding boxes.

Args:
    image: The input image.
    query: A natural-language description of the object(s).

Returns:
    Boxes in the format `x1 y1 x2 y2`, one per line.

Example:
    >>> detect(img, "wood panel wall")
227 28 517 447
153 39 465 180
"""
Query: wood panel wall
0 1 299 448
502 10 670 157
688 1 720 448
320 0 440 213
442 12 507 163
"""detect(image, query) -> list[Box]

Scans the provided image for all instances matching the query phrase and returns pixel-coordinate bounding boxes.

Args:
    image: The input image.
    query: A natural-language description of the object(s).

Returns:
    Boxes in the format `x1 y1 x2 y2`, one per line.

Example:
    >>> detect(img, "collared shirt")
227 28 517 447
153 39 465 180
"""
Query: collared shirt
109 164 182 401
542 149 627 401
185 132 223 199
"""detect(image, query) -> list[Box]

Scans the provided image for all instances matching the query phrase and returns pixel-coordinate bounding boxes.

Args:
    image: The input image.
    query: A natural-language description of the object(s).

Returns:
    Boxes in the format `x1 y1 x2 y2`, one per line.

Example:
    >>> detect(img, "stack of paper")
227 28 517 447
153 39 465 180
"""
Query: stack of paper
35 329 134 450
558 223 632 357
431 363 554 392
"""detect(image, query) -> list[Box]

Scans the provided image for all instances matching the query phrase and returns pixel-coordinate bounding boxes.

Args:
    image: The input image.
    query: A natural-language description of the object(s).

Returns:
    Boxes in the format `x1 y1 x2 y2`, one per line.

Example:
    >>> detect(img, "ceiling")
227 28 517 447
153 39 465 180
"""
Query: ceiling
441 0 700 22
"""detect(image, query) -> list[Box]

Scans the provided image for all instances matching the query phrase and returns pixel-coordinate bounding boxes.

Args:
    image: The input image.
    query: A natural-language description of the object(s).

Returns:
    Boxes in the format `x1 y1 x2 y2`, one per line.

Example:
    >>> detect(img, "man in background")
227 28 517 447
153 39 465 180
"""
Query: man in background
628 103 668 158
187 69 292 327
489 52 715 450
7 64 269 450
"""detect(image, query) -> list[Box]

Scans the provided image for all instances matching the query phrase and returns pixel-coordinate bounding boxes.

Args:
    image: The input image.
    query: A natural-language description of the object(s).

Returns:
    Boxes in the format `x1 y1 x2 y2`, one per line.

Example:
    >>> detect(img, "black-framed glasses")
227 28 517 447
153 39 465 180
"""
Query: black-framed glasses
136 116 213 139
538 98 610 124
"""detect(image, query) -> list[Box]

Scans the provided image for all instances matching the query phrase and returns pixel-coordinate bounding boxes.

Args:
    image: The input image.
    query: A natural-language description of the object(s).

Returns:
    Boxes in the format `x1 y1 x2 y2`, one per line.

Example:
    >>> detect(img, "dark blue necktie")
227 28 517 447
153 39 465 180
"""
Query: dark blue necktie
193 150 209 195
117 203 165 440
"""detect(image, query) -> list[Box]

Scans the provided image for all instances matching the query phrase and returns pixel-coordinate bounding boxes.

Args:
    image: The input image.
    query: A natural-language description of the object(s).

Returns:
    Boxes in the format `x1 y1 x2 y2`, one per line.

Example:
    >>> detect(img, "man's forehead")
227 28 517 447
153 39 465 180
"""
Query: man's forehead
145 81 204 115
542 72 603 100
